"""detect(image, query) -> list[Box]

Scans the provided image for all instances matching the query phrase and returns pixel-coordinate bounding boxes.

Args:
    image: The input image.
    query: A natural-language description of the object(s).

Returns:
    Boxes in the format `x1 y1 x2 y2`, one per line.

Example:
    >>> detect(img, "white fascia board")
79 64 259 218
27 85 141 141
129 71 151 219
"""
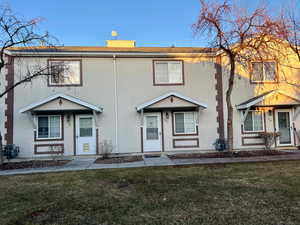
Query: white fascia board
236 96 266 109
136 92 208 111
236 91 276 110
7 51 215 58
19 93 103 113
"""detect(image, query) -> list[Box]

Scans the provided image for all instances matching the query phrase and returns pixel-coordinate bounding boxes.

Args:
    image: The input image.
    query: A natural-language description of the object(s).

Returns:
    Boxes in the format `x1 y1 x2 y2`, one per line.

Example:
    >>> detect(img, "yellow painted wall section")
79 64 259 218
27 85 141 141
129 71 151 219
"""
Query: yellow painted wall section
106 40 136 48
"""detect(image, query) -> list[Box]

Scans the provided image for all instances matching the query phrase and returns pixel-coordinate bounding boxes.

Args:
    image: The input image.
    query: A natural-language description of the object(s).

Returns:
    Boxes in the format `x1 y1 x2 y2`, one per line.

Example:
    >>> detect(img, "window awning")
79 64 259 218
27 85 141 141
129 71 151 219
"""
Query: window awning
237 90 300 110
136 92 207 112
19 93 103 113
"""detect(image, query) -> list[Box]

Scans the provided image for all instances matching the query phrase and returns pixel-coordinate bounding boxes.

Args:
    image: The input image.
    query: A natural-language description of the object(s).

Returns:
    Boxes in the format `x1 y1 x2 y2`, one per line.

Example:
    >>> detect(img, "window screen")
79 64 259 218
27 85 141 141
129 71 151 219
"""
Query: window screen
154 61 183 84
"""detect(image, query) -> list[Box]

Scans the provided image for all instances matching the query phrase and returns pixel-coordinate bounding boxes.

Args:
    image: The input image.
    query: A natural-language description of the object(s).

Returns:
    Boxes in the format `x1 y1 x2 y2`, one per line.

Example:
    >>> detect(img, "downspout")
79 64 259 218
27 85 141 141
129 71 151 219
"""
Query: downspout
113 54 119 153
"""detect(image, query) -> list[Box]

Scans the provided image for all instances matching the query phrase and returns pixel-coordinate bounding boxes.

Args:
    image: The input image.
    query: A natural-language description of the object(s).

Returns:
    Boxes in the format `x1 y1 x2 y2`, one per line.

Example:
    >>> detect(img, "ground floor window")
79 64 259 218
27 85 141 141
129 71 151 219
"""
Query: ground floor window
173 111 197 135
242 110 264 132
37 115 62 139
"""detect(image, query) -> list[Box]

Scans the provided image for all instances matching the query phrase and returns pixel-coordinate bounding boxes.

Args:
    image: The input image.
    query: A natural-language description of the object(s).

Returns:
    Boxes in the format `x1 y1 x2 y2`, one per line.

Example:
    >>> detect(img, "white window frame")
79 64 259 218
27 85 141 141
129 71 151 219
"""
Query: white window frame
36 115 62 140
173 111 197 135
49 60 81 86
251 61 277 83
153 60 184 85
242 110 265 133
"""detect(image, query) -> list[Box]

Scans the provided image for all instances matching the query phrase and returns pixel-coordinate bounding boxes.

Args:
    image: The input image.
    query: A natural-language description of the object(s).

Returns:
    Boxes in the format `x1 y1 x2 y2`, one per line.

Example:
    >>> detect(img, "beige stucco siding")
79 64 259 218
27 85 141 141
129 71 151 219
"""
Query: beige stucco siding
0 66 6 144
222 65 271 150
116 58 218 152
148 96 197 109
221 49 300 150
12 56 219 157
13 57 115 156
33 98 89 111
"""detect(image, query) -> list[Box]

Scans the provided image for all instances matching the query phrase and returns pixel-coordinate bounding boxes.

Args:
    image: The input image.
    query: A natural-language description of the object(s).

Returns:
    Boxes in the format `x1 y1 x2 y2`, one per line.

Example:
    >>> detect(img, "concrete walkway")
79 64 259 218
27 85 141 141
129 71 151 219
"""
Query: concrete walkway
1 152 300 176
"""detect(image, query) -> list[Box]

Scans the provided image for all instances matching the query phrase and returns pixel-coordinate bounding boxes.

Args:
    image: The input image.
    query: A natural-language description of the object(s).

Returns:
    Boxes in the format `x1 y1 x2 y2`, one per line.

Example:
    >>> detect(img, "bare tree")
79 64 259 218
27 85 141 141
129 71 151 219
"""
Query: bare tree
277 1 300 61
0 6 60 165
193 0 285 151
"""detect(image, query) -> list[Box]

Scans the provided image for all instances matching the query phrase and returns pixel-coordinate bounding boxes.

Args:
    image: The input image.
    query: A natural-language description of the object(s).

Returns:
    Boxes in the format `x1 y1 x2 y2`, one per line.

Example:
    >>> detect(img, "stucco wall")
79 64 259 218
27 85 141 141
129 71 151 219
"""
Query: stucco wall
13 57 115 157
34 98 88 111
221 46 300 150
115 58 218 153
11 56 220 157
0 63 6 145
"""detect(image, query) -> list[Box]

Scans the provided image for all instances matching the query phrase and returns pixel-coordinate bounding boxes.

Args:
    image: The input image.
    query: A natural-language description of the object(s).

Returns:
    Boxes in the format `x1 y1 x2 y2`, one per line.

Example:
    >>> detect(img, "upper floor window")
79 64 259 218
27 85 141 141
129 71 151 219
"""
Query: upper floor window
173 112 197 135
49 60 81 86
37 115 62 139
242 110 264 133
153 60 184 85
251 61 277 83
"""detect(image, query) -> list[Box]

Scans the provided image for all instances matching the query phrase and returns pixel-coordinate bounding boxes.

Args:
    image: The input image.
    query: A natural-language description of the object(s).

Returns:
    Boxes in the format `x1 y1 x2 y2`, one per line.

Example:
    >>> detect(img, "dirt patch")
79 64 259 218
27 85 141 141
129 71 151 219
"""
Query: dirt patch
168 150 295 160
95 156 143 164
0 160 70 170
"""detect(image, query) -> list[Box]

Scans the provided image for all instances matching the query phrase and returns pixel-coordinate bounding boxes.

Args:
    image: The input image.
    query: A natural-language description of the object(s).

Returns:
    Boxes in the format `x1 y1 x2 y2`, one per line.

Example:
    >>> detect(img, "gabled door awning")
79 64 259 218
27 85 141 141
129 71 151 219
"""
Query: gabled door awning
237 90 300 110
19 93 103 113
136 92 207 112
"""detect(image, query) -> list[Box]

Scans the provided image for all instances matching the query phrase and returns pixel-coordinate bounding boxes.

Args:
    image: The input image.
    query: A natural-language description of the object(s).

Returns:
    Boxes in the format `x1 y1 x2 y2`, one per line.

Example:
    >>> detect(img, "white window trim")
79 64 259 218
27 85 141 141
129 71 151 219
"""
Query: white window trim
153 60 184 85
251 61 277 83
49 60 81 86
241 110 265 133
173 111 197 135
36 115 62 140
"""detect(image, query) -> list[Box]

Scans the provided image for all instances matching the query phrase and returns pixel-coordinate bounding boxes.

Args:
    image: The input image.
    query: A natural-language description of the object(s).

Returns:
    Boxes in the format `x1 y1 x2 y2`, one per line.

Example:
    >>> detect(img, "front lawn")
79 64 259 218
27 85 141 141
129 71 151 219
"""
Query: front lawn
1 161 300 225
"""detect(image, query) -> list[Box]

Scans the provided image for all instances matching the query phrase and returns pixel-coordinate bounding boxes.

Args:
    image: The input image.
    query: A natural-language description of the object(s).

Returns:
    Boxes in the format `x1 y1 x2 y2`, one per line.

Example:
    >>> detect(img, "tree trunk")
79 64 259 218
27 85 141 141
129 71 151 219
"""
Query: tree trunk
226 55 236 151
0 131 3 165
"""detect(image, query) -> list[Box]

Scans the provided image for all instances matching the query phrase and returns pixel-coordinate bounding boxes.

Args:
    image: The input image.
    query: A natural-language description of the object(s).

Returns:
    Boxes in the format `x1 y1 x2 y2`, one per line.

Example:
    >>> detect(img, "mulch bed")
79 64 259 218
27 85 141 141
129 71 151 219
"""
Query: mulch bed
0 160 70 170
95 156 143 164
168 150 295 160
144 154 161 158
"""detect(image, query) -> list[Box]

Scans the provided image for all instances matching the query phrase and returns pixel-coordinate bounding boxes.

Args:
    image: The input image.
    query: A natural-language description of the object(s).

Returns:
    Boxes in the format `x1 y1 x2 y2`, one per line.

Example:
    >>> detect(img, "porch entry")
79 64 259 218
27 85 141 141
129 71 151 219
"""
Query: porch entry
275 109 294 146
143 113 162 152
75 115 96 155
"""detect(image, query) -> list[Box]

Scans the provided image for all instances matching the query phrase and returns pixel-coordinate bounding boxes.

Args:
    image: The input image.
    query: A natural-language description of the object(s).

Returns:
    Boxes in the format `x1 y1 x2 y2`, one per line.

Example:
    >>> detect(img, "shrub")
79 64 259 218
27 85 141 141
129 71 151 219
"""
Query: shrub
259 132 280 150
100 140 114 159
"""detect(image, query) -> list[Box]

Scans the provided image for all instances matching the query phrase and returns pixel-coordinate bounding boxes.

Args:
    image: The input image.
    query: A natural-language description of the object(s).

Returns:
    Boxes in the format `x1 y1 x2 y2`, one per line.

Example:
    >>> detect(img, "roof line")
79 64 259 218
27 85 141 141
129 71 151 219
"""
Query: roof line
19 93 103 113
7 51 216 57
236 91 275 109
136 92 208 111
236 90 300 109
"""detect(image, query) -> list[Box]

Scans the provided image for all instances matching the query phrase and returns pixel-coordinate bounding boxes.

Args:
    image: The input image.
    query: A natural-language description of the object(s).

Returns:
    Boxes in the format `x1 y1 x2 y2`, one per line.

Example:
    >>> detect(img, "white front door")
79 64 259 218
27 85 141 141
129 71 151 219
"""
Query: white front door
275 109 294 146
143 113 162 152
76 115 96 155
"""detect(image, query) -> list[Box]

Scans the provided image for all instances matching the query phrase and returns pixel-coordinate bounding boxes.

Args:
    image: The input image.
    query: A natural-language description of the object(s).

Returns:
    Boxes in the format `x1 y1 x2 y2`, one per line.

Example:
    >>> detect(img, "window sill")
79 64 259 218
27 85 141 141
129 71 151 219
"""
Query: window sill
35 137 63 142
173 132 198 136
48 84 82 87
250 81 278 84
242 130 265 134
153 83 184 86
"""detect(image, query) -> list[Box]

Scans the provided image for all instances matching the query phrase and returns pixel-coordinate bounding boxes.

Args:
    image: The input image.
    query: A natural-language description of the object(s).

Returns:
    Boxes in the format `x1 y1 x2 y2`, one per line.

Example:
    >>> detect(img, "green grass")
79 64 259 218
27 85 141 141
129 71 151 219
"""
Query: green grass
1 161 300 225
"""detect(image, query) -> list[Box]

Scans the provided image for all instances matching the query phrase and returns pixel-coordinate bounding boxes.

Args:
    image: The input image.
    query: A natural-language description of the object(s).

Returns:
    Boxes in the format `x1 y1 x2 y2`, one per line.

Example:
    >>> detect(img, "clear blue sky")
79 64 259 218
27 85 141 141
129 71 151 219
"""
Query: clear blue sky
7 0 283 47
